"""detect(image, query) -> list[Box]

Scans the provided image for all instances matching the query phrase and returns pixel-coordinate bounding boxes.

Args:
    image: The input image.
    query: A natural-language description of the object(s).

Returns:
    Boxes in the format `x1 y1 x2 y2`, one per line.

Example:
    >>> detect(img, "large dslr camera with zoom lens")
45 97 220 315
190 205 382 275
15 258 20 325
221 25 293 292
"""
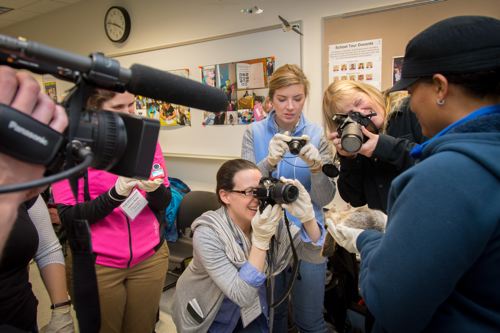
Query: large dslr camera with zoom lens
332 111 379 153
253 177 299 211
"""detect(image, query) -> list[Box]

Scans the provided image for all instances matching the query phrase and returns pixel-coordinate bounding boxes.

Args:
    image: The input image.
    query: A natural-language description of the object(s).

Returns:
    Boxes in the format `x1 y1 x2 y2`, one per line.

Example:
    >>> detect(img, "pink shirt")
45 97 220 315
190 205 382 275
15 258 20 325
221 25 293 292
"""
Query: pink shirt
52 143 169 268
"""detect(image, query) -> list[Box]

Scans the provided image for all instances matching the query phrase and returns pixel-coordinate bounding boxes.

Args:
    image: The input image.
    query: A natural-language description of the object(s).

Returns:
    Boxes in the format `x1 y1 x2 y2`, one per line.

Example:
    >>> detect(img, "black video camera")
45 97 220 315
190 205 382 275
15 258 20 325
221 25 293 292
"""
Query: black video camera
0 34 227 193
253 177 299 211
333 111 379 153
287 137 307 155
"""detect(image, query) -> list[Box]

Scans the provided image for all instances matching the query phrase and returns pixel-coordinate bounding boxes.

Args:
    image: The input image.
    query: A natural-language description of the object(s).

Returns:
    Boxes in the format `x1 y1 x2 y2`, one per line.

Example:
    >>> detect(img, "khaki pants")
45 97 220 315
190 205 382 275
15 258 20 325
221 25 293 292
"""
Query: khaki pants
95 242 169 333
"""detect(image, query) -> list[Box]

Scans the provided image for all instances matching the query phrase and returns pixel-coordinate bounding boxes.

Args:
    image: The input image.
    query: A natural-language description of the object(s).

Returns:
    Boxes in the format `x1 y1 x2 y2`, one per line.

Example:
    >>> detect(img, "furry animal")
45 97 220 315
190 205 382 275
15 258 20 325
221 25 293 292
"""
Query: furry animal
325 205 387 232
322 205 387 257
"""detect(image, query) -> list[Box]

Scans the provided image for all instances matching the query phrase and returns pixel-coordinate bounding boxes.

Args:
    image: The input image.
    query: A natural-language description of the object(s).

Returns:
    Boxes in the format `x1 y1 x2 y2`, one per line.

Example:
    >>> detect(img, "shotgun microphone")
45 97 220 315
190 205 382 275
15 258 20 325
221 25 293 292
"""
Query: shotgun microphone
0 34 228 112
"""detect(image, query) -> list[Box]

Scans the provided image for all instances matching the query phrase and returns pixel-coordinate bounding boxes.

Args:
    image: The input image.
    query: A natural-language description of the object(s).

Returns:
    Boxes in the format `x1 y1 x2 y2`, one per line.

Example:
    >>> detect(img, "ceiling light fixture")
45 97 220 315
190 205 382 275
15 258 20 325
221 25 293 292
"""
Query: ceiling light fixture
241 6 264 15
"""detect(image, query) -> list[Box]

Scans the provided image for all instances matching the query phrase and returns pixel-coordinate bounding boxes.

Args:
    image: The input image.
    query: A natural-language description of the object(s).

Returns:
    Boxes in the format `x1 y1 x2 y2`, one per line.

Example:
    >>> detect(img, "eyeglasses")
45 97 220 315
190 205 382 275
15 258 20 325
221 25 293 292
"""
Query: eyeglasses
228 188 255 197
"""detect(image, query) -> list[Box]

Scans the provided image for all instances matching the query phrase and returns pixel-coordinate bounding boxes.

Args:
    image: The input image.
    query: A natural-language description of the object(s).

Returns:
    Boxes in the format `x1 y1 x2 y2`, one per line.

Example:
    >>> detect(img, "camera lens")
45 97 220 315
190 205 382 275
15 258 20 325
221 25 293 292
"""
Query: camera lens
272 183 299 204
288 140 302 155
341 122 363 153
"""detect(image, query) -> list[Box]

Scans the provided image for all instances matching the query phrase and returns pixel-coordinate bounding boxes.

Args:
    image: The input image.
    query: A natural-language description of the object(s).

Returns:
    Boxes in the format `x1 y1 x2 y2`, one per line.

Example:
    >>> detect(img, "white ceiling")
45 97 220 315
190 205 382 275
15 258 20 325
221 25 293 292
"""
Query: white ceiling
0 0 82 29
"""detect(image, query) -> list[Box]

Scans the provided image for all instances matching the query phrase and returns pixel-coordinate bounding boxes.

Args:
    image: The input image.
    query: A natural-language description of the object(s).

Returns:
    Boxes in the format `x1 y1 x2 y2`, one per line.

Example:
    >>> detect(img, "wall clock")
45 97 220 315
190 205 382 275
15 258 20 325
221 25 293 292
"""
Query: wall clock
104 6 131 43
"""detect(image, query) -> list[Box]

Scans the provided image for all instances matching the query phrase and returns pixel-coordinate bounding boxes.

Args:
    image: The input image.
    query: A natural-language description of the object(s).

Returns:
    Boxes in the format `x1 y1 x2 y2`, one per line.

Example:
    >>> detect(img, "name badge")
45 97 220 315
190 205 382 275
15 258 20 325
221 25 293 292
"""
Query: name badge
120 189 148 220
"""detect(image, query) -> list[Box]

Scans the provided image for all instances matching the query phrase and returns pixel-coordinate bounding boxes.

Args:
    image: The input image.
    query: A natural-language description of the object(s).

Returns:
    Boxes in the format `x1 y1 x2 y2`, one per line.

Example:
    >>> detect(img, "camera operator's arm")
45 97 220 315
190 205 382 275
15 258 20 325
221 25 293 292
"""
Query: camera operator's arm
241 127 290 174
56 177 137 224
371 110 424 170
242 127 270 172
307 136 337 208
28 196 74 333
0 66 68 256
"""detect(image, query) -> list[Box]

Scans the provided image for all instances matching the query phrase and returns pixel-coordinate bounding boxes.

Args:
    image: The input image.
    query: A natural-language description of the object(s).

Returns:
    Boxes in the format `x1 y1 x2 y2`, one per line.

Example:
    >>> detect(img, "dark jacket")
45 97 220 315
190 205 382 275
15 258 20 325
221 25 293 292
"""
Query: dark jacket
0 200 38 331
357 106 500 333
337 99 423 212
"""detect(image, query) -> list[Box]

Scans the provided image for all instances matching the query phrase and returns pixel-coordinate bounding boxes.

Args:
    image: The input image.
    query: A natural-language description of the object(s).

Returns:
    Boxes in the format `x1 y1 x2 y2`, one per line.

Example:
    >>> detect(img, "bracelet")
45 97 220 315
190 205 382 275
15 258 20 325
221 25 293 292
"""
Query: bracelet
50 299 71 309
108 188 126 202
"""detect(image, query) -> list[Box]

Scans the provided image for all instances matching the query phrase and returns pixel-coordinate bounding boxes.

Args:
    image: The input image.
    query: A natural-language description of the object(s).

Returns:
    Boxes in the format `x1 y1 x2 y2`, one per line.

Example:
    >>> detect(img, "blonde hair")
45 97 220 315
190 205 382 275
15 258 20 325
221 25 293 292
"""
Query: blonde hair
322 80 386 135
268 64 309 99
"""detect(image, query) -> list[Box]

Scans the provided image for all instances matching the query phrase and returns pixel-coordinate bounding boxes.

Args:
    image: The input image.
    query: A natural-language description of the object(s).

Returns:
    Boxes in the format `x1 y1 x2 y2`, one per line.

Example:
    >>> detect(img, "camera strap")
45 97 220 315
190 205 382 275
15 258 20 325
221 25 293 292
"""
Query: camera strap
266 211 300 333
63 82 101 333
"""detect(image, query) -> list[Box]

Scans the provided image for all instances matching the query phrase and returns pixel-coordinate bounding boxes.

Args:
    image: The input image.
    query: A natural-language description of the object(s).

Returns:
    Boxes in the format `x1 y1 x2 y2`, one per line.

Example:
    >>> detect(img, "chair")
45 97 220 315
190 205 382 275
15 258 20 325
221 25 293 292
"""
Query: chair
164 190 221 290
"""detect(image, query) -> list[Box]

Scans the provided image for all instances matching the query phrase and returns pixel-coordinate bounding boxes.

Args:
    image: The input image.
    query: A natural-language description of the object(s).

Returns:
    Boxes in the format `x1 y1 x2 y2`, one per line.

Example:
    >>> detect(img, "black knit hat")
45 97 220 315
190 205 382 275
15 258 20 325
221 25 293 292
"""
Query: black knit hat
390 16 500 92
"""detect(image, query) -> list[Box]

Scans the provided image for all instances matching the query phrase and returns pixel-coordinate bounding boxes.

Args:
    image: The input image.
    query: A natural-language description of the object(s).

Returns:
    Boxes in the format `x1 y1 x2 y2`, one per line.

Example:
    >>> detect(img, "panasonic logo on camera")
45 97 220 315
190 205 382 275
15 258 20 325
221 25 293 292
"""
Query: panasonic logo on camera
8 120 48 146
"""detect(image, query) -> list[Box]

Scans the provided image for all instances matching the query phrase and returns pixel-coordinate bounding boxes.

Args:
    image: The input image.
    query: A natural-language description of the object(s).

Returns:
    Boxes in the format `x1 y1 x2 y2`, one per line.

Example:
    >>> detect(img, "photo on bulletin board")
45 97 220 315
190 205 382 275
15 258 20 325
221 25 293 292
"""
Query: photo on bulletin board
201 111 226 126
42 74 58 102
200 57 274 126
44 81 58 102
217 63 237 100
135 69 191 127
201 65 216 87
238 109 254 125
236 58 270 90
392 56 404 86
225 111 238 125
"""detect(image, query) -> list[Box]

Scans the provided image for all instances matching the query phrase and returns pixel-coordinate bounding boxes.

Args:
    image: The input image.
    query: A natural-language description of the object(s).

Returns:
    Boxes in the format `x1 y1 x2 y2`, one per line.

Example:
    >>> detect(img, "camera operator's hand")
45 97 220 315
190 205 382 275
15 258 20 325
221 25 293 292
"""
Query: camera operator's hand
325 219 363 255
328 127 379 158
251 204 282 250
357 126 379 158
267 132 292 167
138 178 163 192
0 66 68 256
280 177 315 224
40 304 75 333
298 137 322 173
114 176 138 196
0 66 68 202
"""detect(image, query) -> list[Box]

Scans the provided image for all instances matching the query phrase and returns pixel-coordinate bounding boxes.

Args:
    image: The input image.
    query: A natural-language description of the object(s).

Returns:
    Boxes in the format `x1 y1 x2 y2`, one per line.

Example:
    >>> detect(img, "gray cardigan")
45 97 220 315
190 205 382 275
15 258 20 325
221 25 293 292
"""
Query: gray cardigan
172 206 323 332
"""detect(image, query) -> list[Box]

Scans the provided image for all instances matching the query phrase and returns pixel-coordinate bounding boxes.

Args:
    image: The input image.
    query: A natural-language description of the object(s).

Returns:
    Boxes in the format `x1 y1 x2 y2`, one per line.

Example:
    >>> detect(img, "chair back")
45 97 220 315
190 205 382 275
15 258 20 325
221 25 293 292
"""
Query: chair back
176 190 221 232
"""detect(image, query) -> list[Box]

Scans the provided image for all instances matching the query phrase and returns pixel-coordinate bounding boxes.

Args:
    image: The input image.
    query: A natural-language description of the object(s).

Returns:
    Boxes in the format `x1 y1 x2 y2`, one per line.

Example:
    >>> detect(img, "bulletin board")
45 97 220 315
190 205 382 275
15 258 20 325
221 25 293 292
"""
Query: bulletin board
322 0 500 92
111 25 302 158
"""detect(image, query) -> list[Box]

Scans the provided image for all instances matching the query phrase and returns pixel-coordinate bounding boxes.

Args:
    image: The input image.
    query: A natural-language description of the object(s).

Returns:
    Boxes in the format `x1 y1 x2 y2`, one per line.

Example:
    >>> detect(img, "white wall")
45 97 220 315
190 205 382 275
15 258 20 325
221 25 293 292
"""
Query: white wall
0 0 407 190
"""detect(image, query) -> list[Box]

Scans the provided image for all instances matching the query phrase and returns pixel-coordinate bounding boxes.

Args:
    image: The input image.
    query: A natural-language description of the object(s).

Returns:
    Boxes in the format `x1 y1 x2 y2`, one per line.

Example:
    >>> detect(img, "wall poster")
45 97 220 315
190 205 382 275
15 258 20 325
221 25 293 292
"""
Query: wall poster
329 38 382 90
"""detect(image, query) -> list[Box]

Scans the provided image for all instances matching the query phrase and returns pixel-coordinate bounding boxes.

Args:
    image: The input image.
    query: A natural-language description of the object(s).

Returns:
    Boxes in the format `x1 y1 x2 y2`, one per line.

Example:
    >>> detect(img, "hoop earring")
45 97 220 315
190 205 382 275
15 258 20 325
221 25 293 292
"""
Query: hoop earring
436 99 445 106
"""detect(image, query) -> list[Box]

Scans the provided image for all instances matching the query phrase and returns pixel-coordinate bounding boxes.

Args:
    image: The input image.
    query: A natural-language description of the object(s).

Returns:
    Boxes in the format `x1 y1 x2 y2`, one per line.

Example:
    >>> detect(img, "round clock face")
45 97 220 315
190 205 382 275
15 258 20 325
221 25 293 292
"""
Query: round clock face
104 6 131 43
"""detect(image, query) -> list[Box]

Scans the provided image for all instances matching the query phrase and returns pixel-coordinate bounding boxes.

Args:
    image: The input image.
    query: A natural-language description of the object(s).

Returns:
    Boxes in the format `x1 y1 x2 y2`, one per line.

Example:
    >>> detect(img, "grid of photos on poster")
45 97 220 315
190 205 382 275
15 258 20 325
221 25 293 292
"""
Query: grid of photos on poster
201 57 275 126
135 69 192 128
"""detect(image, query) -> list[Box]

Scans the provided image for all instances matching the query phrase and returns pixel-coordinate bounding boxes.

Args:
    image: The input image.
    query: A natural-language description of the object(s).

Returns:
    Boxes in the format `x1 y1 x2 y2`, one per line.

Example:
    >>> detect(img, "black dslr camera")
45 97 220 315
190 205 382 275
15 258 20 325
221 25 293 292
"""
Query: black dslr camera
332 111 379 153
253 177 299 211
287 137 307 155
